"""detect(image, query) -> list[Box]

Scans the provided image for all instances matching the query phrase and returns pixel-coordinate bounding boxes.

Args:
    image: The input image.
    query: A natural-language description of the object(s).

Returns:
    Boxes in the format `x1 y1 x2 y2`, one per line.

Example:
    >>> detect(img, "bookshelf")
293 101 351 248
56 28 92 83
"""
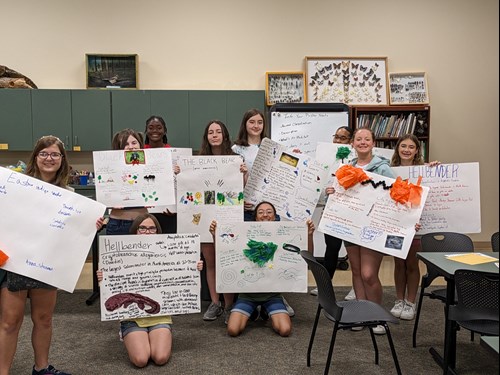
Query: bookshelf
350 105 430 161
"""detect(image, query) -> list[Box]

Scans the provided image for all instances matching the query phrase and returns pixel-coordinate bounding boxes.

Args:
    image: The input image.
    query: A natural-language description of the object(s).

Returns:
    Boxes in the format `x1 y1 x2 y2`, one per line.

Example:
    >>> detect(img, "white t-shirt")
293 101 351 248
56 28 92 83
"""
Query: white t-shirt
231 144 260 173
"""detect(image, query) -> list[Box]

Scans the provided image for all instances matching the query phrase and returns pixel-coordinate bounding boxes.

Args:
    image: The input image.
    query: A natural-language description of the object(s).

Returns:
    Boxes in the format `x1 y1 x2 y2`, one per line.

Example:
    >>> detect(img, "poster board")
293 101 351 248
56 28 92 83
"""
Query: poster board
392 162 481 234
0 167 106 292
270 103 349 156
244 138 328 222
93 148 176 208
176 156 244 242
215 221 308 293
99 233 201 321
318 170 430 259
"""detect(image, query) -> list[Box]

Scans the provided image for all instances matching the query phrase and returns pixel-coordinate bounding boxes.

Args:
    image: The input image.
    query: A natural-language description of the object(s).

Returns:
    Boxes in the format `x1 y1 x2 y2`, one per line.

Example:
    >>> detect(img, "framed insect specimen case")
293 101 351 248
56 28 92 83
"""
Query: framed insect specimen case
265 72 305 106
305 56 388 105
388 72 429 105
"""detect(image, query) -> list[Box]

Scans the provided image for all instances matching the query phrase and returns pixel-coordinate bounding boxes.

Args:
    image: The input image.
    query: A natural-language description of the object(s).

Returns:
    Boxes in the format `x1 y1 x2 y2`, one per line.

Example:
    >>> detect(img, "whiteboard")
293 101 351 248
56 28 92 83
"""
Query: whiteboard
270 110 349 157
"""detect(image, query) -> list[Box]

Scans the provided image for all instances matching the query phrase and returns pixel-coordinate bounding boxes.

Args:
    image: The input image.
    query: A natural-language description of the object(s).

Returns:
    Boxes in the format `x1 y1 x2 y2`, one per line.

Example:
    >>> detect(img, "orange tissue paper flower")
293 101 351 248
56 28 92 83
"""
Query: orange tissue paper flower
336 165 370 189
390 176 423 207
0 249 9 266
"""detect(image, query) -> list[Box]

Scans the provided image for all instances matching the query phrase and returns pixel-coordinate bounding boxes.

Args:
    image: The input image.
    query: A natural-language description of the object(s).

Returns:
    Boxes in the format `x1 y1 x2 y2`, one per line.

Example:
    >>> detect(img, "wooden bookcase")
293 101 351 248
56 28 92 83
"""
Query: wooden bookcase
350 105 430 161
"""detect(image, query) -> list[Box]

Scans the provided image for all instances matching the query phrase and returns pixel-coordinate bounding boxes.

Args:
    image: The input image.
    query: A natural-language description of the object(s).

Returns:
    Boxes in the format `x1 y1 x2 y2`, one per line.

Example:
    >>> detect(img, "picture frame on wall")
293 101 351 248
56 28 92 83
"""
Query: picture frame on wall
305 56 388 105
265 72 305 106
388 72 429 105
86 54 138 89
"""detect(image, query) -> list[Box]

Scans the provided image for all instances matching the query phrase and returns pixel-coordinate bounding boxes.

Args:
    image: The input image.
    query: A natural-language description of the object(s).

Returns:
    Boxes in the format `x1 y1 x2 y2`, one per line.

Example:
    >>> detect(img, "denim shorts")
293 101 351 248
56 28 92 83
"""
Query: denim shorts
120 320 172 338
231 297 288 318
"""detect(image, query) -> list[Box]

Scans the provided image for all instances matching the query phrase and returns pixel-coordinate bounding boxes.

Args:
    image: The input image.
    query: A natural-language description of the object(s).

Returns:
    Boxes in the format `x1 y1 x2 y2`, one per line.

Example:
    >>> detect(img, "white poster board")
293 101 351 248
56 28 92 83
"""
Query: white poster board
392 162 481 234
99 233 201 321
93 148 175 207
0 167 106 292
176 156 244 243
215 221 308 293
148 147 192 214
271 111 349 156
318 170 430 259
244 138 328 222
315 142 395 204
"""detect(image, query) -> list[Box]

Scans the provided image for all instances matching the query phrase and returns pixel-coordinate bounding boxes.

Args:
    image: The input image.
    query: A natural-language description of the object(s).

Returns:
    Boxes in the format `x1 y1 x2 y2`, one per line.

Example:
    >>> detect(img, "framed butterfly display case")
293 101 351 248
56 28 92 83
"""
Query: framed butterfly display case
305 56 388 105
265 72 305 106
388 72 429 105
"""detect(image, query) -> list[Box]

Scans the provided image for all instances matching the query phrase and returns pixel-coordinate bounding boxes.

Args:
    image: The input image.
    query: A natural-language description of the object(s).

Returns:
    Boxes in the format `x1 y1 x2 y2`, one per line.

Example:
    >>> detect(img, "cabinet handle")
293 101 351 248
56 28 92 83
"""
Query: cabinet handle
74 136 78 145
65 136 69 146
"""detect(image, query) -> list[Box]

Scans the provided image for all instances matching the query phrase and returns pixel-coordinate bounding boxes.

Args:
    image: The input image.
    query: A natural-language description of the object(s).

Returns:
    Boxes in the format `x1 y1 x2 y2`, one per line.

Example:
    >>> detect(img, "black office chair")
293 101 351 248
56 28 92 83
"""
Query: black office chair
491 231 499 252
444 269 499 372
300 250 401 375
413 232 474 348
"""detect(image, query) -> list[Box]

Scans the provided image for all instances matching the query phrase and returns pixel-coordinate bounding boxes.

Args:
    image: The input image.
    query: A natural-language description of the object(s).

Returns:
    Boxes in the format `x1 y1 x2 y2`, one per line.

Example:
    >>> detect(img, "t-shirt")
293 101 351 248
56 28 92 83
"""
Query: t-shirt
125 315 173 327
232 144 260 173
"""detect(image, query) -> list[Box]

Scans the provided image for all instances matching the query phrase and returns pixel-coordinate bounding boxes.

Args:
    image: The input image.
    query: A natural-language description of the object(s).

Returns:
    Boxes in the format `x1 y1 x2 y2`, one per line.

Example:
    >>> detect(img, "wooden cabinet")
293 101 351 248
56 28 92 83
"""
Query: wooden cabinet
31 90 72 148
0 89 265 151
350 105 431 161
71 90 112 151
0 89 33 150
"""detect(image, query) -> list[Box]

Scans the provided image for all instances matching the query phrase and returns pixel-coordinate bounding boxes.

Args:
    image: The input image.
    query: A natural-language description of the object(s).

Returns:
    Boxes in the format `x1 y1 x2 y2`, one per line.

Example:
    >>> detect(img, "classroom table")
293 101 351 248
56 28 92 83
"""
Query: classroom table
416 252 499 374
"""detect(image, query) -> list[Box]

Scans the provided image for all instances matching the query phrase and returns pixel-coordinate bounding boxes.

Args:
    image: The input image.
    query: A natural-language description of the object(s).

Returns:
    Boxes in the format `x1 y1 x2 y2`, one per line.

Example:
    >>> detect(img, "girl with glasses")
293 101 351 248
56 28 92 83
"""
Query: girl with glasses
97 213 203 368
0 135 104 375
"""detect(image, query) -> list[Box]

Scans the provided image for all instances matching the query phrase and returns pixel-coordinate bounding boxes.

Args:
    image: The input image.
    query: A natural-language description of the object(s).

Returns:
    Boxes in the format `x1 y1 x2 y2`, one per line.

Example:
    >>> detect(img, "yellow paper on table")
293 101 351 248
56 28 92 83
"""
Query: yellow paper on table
445 253 498 265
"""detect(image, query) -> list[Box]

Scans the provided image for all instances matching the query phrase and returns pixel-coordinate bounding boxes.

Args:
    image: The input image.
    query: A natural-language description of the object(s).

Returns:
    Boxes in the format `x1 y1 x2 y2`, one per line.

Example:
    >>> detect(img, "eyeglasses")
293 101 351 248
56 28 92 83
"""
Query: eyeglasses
37 151 63 160
137 226 158 234
333 135 350 141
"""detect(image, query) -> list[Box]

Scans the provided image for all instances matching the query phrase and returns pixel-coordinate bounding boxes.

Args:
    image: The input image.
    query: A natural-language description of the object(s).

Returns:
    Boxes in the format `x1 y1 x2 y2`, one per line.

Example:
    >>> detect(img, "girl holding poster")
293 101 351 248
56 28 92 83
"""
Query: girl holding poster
107 129 149 236
198 120 247 323
326 128 395 335
0 135 104 375
97 213 203 368
389 134 439 321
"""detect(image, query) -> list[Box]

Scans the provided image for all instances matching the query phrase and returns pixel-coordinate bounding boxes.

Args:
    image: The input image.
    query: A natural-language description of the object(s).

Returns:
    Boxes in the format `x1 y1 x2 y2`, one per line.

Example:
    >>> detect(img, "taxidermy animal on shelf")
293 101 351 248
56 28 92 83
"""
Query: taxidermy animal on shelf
0 65 38 88
102 75 119 85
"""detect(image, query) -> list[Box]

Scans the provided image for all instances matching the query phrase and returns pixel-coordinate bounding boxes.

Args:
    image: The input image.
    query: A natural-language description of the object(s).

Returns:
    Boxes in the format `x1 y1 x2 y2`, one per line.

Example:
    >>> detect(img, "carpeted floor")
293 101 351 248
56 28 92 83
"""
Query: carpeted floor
11 287 499 375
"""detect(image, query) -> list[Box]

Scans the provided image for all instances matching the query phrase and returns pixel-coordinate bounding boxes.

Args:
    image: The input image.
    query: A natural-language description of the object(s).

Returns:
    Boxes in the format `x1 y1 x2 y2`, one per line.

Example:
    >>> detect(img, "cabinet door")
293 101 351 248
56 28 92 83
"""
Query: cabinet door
0 89 33 150
188 91 227 149
71 90 112 151
226 90 265 138
32 90 72 147
150 90 189 148
110 90 151 135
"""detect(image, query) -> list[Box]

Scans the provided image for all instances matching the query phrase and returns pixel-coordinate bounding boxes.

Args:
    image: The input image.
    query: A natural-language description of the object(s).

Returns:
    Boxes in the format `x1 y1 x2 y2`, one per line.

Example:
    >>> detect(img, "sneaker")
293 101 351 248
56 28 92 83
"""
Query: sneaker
32 365 71 375
400 300 416 320
282 297 295 317
344 288 356 301
203 302 223 321
351 325 364 331
223 307 232 325
372 325 386 335
310 287 318 296
390 299 405 318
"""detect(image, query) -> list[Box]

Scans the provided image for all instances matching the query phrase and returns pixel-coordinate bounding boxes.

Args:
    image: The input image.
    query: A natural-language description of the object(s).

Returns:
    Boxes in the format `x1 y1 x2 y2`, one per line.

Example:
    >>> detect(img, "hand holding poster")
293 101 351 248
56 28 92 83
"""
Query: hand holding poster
99 233 201 321
392 162 480 234
318 169 429 259
215 221 308 293
244 138 328 221
93 148 176 207
0 167 106 292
